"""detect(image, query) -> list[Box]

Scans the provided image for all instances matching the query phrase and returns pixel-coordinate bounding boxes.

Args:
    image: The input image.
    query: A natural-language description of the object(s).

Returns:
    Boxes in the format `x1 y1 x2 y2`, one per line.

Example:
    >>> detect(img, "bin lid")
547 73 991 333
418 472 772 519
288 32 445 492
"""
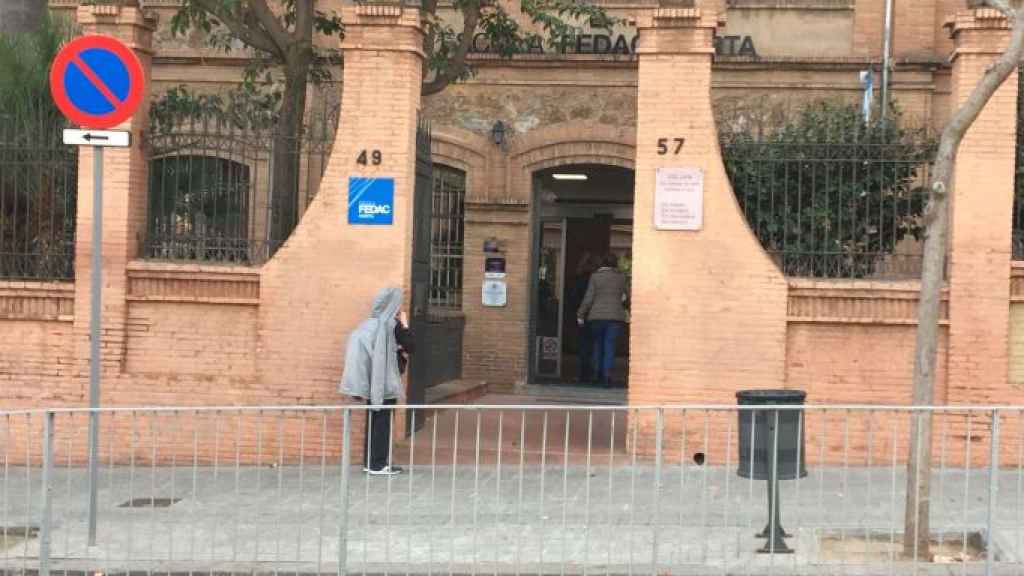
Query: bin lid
736 389 806 404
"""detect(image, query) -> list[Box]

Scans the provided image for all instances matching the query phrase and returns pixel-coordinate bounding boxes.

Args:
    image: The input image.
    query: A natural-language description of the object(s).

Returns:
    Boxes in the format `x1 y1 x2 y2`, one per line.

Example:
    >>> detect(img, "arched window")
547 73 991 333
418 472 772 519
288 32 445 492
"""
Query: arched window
430 165 466 308
146 155 252 263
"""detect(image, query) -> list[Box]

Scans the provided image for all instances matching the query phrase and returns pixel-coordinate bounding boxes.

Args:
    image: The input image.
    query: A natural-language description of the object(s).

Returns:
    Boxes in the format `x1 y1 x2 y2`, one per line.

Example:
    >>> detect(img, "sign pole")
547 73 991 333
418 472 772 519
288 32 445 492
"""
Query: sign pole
50 33 146 548
87 145 103 546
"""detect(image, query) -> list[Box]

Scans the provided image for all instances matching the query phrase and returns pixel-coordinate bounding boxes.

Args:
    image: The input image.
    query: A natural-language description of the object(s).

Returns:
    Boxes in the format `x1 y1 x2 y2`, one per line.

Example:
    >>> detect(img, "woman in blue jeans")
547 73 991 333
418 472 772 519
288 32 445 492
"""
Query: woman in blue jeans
576 254 628 387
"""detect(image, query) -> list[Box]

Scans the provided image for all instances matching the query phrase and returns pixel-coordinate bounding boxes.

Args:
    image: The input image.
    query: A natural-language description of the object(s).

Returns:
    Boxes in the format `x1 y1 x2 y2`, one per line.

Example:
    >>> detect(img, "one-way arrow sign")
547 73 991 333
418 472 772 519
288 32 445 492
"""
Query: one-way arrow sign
63 128 131 148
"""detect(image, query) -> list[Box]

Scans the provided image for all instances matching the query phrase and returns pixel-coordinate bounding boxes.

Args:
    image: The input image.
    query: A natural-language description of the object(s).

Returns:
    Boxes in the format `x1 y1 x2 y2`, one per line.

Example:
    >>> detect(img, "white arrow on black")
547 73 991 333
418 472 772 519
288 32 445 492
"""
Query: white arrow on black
63 129 131 148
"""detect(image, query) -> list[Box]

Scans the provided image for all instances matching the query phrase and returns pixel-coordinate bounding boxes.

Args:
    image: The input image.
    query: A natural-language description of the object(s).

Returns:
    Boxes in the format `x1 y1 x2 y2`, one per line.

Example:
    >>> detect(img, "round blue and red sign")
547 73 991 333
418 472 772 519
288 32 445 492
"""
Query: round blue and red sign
50 35 145 130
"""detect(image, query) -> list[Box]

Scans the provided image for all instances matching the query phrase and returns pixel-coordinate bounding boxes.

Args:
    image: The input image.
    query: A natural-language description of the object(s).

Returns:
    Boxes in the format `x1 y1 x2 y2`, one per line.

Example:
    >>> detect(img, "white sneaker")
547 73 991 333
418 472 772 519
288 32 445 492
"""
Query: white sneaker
368 466 401 476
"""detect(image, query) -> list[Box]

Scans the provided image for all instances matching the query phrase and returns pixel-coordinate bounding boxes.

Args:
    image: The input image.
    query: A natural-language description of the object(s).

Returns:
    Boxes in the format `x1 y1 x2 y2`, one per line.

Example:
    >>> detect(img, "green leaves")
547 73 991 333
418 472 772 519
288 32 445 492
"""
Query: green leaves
721 100 935 278
0 13 74 138
149 84 282 133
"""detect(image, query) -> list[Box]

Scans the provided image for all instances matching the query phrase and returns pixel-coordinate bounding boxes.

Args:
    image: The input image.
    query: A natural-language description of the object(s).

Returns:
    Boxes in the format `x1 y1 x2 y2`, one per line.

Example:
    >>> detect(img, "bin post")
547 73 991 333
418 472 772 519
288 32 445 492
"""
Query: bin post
759 409 793 554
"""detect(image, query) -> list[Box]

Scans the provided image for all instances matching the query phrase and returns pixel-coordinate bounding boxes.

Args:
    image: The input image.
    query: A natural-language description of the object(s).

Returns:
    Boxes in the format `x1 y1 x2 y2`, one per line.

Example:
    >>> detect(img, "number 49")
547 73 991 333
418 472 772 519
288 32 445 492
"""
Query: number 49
657 138 685 155
357 150 382 165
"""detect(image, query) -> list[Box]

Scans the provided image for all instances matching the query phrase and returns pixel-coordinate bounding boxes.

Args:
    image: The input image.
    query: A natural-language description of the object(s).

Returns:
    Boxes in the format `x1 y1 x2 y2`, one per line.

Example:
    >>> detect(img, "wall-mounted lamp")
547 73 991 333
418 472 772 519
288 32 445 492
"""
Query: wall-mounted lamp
491 120 508 152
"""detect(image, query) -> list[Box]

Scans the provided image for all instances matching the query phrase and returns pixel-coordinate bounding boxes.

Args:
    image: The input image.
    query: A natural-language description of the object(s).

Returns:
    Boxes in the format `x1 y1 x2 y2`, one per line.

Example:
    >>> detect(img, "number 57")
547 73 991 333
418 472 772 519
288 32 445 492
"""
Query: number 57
657 138 685 155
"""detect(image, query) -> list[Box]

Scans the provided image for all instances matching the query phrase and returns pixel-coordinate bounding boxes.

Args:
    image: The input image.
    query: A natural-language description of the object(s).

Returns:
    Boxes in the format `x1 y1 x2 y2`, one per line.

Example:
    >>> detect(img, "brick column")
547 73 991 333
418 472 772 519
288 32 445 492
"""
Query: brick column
71 2 155 392
945 10 1016 405
258 5 425 397
630 7 788 409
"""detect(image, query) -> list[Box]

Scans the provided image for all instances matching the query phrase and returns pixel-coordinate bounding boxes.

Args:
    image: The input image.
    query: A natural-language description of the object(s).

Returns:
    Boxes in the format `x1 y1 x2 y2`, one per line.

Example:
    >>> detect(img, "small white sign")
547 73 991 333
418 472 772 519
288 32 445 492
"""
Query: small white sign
482 280 507 307
655 167 704 231
63 129 131 148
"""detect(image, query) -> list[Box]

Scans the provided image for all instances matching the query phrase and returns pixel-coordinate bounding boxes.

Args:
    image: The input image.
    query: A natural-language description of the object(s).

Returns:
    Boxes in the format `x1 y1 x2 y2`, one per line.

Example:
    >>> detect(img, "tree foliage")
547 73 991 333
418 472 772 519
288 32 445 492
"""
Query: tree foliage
720 100 935 278
0 14 78 280
156 0 613 121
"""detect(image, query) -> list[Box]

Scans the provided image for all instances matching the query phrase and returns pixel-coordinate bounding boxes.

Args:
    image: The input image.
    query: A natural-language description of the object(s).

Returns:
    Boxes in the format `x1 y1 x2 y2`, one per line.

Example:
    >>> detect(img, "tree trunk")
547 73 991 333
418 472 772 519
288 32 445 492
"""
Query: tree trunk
903 155 949 559
0 0 45 37
267 67 309 255
903 2 1024 560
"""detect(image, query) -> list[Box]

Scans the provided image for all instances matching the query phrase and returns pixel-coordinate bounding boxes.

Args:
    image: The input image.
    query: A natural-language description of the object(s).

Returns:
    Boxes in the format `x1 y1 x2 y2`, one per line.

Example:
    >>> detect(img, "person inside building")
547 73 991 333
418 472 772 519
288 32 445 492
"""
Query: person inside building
577 254 629 387
339 286 415 475
571 252 598 383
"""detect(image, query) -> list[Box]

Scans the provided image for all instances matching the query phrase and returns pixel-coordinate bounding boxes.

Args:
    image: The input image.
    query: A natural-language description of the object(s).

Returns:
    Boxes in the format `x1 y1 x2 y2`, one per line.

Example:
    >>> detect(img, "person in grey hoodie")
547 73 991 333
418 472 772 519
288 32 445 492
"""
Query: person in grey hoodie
339 287 414 475
577 254 628 387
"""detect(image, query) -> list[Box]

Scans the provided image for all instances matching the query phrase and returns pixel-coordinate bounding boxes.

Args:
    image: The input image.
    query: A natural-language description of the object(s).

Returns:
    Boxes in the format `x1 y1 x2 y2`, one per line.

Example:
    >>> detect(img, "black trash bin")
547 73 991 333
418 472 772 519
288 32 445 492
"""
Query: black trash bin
736 389 807 480
736 389 807 554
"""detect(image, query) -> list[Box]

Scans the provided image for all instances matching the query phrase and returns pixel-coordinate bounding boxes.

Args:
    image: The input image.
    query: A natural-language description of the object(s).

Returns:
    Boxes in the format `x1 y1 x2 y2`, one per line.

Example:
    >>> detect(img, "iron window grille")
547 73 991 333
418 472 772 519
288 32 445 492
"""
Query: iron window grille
430 165 466 309
143 89 340 265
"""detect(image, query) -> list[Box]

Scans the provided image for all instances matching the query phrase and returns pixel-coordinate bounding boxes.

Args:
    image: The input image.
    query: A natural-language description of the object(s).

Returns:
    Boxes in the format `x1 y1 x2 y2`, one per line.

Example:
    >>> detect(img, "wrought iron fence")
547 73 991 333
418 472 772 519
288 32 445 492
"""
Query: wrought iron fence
721 101 934 279
142 91 339 265
0 114 77 281
430 164 466 309
2 403 1023 575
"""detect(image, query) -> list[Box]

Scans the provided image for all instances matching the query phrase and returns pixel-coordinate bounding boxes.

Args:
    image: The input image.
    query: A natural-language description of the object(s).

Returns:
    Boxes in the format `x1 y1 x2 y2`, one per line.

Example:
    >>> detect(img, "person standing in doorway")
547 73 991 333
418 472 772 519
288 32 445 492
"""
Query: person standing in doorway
577 254 628 387
571 253 597 383
339 287 415 475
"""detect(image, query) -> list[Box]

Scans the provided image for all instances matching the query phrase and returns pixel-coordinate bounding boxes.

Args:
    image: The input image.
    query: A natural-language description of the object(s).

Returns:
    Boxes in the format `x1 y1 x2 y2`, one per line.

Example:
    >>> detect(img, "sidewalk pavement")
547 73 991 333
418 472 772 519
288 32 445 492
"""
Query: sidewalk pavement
2 461 1023 575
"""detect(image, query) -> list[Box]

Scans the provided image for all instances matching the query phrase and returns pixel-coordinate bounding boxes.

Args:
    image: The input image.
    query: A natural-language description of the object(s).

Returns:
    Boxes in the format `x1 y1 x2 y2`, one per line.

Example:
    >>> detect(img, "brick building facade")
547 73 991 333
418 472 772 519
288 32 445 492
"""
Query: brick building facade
3 0 1024 462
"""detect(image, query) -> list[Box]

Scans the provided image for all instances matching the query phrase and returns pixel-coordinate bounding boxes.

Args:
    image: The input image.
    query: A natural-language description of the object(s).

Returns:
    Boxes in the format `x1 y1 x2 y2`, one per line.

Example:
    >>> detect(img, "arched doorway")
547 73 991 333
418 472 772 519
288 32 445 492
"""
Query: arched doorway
528 163 635 387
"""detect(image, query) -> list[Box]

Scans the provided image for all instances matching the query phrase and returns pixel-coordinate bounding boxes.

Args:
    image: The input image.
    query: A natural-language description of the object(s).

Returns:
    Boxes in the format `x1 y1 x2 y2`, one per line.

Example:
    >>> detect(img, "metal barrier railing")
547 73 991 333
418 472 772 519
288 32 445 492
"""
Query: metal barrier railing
1 404 1023 575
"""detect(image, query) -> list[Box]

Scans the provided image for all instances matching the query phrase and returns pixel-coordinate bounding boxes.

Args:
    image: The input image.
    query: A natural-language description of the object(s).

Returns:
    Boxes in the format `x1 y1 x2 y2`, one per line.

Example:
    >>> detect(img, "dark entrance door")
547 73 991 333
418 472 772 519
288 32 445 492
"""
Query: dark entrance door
562 215 612 368
406 120 433 435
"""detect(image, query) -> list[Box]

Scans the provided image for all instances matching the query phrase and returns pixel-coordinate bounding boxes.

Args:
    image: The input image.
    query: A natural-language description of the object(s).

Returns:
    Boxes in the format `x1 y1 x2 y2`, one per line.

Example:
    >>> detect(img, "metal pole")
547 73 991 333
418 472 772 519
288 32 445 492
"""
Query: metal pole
338 409 351 576
881 0 895 119
41 412 55 576
986 410 1001 576
87 145 103 546
652 408 663 573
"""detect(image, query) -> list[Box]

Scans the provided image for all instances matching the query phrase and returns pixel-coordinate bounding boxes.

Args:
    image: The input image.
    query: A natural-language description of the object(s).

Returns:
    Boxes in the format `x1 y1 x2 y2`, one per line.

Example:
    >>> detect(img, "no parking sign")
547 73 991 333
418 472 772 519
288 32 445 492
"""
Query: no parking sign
50 34 145 132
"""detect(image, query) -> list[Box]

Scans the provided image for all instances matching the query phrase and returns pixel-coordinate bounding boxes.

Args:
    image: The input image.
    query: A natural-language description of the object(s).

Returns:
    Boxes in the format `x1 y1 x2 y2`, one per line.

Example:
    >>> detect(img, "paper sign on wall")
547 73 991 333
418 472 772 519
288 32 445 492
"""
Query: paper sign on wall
654 167 704 231
482 280 507 307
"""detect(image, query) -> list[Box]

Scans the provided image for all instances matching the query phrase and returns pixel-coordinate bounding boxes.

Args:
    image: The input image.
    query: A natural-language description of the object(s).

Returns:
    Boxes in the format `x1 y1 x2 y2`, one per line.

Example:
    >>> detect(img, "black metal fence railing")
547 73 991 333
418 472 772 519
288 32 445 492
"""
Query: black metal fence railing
721 102 934 280
143 95 339 266
0 114 78 281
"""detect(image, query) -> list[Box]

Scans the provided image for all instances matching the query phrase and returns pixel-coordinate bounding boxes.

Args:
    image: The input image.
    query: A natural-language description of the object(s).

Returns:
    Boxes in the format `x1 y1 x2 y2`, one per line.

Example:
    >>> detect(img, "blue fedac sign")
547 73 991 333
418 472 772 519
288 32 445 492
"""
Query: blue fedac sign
348 177 395 225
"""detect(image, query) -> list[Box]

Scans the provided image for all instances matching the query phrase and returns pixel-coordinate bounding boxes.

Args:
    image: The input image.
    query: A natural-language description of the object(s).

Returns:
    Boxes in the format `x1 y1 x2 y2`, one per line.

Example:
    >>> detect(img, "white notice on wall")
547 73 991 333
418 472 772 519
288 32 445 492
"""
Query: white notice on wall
482 280 508 307
655 167 704 231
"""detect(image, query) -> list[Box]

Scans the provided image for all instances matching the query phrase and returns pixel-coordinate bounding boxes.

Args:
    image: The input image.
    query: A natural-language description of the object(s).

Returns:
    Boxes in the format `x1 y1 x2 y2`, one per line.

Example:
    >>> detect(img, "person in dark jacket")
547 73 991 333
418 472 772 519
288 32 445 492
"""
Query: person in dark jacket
339 287 415 475
577 254 628 387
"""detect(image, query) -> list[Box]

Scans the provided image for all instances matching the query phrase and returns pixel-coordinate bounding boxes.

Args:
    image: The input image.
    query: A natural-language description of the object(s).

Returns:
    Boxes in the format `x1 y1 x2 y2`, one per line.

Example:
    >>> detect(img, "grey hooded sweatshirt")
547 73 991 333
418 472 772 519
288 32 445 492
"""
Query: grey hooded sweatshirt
339 287 404 406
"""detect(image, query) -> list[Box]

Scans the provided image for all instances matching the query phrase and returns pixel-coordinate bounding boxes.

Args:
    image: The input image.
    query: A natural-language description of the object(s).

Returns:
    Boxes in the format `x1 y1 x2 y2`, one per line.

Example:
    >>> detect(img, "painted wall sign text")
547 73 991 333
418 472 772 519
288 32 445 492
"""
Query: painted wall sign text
461 33 757 57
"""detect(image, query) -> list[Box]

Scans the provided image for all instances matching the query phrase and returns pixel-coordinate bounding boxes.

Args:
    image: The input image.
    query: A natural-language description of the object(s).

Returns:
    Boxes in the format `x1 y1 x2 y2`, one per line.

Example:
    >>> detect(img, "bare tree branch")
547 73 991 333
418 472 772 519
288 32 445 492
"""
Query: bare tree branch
421 0 441 84
190 0 281 55
943 5 1024 151
422 0 481 96
294 0 315 46
247 0 292 53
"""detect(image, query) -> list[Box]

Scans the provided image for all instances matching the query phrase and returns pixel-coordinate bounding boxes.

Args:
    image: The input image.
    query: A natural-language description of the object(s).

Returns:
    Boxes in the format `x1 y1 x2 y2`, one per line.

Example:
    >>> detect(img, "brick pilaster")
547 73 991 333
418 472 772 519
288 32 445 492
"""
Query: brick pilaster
945 10 1016 405
258 5 425 396
71 2 155 394
630 7 788 409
